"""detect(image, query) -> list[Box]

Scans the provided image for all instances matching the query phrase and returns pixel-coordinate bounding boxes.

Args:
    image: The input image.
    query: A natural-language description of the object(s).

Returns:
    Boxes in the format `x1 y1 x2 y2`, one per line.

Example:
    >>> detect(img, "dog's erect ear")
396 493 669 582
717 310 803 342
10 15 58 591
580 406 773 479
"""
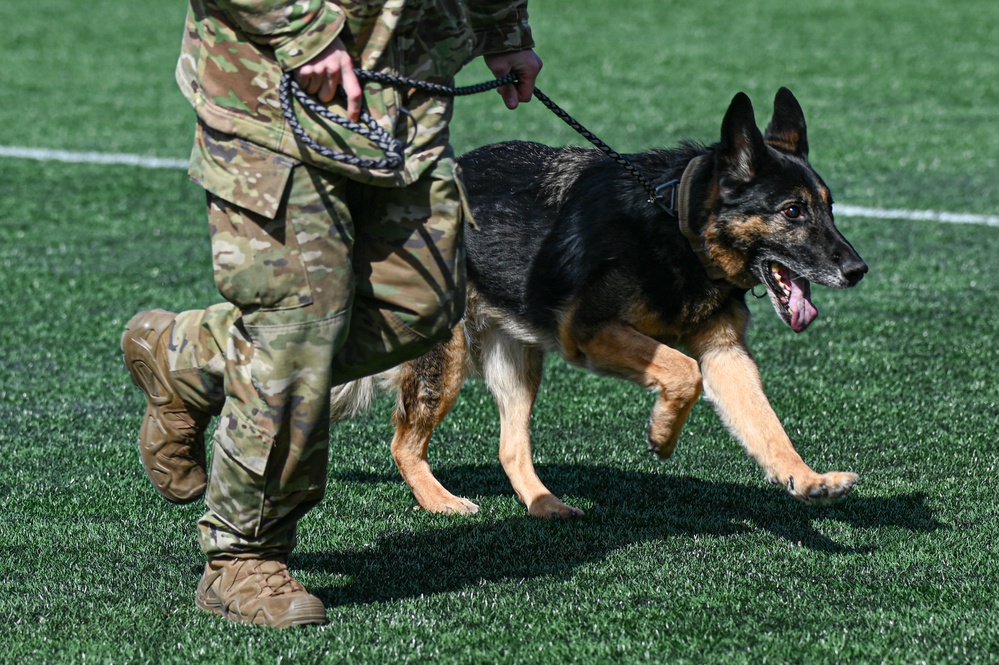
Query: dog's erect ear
764 87 809 158
717 92 767 188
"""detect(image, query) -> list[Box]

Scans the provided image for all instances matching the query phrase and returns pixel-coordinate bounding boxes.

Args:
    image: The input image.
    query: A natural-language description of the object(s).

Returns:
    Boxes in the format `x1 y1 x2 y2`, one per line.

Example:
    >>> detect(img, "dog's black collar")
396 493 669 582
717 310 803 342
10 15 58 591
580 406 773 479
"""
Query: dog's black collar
654 155 728 281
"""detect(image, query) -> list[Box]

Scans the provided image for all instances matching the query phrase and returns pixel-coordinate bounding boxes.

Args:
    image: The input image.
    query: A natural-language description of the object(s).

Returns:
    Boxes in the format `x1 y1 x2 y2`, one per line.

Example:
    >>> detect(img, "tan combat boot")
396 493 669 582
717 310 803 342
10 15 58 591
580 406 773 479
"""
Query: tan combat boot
195 558 329 628
121 309 209 504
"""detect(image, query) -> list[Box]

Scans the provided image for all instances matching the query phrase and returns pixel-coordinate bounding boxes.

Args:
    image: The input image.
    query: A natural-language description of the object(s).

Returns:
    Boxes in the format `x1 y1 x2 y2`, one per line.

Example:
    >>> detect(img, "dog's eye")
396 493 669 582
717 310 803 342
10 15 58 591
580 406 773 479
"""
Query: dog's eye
782 205 803 220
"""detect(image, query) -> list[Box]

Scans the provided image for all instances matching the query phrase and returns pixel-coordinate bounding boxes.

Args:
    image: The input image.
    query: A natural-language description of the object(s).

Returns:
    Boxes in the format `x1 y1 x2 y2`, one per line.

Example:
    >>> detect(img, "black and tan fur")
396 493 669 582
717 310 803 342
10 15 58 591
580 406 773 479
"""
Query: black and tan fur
333 88 868 518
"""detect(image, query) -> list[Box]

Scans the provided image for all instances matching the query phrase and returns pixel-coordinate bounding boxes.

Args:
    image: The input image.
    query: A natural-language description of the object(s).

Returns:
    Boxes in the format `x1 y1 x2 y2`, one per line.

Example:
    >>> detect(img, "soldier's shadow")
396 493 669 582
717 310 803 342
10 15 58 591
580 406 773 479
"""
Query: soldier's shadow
301 464 945 606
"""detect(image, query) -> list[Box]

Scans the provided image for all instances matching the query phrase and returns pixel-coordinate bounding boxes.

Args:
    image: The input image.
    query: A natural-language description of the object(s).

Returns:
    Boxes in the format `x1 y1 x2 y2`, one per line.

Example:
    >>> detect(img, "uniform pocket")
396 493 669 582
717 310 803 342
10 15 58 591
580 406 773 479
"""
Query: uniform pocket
208 192 315 311
206 406 273 536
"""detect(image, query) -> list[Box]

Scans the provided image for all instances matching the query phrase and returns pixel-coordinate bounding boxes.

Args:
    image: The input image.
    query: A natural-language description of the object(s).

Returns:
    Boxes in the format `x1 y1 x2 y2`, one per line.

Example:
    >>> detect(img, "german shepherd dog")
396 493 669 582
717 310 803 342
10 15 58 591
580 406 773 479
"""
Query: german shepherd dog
333 88 868 518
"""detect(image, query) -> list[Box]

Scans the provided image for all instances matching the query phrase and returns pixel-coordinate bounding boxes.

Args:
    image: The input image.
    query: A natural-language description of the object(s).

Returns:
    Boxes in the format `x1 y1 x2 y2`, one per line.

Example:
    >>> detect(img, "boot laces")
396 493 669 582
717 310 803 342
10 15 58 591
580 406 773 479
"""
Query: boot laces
244 560 306 598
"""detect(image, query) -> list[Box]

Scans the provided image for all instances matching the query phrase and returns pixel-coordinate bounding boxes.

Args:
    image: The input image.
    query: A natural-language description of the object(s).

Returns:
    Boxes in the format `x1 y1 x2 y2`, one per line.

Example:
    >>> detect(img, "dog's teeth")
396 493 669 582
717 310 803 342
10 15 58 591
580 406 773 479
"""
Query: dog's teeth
768 262 793 302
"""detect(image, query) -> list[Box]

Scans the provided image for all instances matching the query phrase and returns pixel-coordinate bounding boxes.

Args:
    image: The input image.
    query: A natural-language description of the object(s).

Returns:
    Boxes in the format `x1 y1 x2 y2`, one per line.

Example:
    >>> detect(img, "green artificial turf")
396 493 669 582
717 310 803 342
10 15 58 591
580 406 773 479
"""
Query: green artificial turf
1 0 998 662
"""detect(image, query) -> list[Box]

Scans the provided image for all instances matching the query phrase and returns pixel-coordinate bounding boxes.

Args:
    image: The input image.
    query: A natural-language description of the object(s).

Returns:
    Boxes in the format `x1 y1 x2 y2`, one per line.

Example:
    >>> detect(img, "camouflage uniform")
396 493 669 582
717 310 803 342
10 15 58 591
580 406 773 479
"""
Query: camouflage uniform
165 0 534 558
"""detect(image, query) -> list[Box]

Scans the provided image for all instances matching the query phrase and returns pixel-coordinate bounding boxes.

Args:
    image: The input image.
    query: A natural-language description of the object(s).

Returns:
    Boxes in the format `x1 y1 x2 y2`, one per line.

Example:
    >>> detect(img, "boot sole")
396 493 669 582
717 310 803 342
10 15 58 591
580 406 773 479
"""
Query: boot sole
122 309 206 504
196 590 328 628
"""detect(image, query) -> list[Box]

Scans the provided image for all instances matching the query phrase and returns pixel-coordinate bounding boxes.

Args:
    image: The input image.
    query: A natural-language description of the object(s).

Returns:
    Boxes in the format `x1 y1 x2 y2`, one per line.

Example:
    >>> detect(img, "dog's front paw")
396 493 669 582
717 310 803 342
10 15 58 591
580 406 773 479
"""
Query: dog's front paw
646 430 679 460
774 471 858 504
527 494 585 519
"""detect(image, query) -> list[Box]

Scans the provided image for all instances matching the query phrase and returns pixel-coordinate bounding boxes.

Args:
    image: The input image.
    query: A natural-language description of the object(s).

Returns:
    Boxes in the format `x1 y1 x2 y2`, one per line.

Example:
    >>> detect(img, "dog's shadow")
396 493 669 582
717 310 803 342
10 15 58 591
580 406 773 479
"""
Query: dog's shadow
301 465 945 606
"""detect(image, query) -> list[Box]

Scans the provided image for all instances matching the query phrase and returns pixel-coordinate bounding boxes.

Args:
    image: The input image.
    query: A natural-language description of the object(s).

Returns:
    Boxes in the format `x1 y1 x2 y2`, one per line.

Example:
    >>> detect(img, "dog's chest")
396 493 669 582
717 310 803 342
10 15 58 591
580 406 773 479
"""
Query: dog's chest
626 287 737 345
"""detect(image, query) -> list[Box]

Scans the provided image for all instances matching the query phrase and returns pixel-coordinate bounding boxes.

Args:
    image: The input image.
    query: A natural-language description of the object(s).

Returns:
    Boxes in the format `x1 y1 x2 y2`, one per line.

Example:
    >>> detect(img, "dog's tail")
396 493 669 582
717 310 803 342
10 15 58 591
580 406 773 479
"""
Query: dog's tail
329 369 400 422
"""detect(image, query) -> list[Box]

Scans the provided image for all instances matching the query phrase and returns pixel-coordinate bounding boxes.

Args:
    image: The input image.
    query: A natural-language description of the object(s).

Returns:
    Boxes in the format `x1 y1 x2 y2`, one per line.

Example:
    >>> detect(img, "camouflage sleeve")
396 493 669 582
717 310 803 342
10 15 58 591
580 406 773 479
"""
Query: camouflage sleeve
465 0 534 56
215 0 346 71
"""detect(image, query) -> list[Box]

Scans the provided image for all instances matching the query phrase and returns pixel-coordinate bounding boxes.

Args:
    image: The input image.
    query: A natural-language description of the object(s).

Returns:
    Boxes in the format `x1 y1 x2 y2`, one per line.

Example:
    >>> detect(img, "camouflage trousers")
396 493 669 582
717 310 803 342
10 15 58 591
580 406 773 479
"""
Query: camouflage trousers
167 154 466 559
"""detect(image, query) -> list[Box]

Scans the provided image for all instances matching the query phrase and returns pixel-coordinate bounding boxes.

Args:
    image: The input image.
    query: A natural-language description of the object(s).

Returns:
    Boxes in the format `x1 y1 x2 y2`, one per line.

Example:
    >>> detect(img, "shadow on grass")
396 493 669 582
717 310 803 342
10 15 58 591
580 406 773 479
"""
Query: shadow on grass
302 464 946 606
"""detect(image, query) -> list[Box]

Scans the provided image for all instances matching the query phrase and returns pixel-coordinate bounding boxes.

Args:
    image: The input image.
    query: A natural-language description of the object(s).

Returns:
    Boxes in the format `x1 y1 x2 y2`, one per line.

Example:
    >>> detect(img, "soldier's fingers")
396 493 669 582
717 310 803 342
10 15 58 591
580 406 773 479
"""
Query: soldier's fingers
318 72 340 104
339 55 362 122
514 71 538 103
484 50 542 110
497 84 519 110
297 70 321 96
512 53 542 103
485 64 519 109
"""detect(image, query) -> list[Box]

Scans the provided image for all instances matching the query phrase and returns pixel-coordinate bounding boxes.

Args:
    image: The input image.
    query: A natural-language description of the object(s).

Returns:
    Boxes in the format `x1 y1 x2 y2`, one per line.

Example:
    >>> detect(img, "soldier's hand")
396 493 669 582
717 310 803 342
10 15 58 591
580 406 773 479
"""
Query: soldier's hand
295 38 362 121
484 49 543 110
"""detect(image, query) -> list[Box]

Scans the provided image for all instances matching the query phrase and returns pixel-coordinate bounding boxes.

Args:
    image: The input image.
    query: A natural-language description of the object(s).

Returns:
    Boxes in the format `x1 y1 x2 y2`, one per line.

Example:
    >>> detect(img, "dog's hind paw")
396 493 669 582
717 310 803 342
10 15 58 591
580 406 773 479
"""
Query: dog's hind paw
779 471 857 504
416 494 480 515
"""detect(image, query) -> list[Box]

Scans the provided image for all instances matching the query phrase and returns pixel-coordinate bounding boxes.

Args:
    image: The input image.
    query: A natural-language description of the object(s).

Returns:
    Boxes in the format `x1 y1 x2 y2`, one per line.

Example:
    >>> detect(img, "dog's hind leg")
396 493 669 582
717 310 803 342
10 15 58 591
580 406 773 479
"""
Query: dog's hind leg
480 327 585 519
391 325 479 514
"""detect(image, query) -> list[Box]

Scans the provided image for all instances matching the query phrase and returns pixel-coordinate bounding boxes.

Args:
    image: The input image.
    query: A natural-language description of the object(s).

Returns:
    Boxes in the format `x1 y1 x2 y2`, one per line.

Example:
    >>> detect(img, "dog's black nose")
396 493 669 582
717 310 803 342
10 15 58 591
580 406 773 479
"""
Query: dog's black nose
841 258 868 287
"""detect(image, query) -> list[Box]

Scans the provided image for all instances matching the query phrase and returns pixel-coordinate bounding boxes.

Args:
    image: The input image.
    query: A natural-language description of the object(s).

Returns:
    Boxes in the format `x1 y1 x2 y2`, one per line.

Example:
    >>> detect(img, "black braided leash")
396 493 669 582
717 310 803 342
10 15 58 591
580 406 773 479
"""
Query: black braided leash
527 87 661 203
280 70 517 171
280 70 663 203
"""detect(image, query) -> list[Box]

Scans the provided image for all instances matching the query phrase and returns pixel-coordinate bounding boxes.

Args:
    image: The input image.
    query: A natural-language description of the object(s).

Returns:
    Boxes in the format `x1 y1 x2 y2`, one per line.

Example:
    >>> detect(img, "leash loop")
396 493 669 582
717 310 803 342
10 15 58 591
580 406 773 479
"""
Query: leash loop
280 71 517 170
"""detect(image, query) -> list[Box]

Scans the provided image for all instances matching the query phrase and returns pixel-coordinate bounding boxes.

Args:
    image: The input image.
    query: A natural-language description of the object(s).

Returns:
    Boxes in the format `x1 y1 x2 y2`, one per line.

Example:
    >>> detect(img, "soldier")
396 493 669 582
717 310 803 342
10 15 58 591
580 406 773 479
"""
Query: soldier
121 0 541 628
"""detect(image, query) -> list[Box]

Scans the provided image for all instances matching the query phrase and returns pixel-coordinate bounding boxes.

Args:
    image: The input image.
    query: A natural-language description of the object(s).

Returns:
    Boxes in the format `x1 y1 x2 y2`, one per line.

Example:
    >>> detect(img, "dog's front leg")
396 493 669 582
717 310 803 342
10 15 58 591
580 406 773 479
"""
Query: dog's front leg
688 311 857 503
571 323 703 459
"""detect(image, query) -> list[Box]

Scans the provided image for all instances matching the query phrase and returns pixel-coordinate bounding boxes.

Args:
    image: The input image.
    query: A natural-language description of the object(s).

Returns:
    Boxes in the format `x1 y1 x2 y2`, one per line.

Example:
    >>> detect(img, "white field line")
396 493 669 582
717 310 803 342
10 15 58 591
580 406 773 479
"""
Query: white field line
835 204 999 228
0 145 188 170
3 145 999 228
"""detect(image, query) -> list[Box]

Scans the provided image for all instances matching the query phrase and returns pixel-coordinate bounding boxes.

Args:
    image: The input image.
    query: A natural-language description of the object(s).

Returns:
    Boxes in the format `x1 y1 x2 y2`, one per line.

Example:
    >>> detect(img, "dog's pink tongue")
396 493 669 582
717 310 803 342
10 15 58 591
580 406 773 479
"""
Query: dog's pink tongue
789 276 818 332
